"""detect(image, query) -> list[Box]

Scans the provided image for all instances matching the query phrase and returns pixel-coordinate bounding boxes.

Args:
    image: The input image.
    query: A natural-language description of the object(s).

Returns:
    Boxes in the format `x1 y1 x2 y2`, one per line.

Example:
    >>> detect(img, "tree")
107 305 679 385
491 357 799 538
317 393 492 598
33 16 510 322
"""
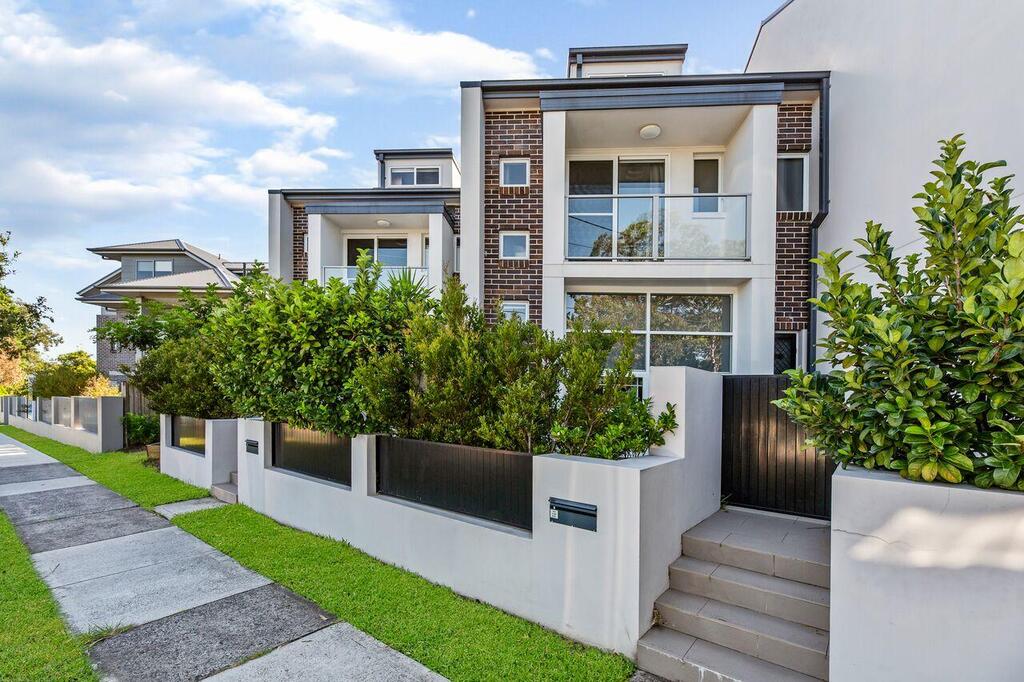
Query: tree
94 284 224 353
31 351 98 398
775 136 1024 488
0 232 59 362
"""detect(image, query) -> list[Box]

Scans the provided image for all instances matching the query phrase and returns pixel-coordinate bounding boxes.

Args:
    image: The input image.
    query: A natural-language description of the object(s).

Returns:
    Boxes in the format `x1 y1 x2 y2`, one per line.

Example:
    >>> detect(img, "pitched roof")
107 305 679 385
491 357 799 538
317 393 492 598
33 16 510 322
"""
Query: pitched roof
102 269 236 292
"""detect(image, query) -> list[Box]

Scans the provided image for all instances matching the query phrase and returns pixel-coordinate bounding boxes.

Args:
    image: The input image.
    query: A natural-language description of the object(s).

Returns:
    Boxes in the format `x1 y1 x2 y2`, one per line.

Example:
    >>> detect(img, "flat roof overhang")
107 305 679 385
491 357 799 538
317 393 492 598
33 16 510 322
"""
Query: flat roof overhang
272 188 459 203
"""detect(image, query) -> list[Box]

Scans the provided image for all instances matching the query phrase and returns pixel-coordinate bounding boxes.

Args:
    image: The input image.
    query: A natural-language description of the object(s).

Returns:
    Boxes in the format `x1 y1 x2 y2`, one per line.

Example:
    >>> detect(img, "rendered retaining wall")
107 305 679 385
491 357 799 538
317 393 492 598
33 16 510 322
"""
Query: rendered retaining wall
4 396 123 453
159 415 238 489
831 467 1024 681
234 366 722 656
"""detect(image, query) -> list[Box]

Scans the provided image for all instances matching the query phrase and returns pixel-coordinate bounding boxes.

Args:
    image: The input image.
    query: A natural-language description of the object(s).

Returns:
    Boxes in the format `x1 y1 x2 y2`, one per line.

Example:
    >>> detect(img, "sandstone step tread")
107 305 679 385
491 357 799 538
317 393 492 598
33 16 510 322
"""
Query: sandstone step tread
672 555 829 605
211 482 237 504
638 626 822 682
682 529 829 589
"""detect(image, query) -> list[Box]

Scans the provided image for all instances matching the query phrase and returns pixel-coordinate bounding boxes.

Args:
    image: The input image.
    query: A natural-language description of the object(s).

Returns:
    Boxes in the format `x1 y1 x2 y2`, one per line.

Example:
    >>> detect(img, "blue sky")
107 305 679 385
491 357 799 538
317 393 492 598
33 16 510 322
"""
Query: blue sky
0 0 780 356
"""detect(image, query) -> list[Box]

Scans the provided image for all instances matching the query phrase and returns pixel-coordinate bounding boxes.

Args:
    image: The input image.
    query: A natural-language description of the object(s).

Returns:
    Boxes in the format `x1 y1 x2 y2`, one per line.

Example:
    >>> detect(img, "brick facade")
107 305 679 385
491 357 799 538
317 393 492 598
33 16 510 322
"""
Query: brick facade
777 103 813 153
482 110 543 324
292 204 308 281
95 311 137 379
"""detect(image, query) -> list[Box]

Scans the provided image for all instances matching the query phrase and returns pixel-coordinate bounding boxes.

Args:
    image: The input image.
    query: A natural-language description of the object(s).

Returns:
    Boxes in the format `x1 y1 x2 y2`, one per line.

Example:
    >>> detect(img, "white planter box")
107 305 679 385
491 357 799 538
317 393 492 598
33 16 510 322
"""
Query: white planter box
159 415 238 489
831 466 1024 681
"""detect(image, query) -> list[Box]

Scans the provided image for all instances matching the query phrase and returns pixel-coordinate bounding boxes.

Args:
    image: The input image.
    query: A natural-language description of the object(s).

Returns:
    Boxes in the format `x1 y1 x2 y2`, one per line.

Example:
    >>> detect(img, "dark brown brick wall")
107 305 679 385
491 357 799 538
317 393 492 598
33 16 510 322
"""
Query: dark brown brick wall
775 211 812 332
778 103 812 153
96 311 137 378
292 204 308 281
482 110 543 324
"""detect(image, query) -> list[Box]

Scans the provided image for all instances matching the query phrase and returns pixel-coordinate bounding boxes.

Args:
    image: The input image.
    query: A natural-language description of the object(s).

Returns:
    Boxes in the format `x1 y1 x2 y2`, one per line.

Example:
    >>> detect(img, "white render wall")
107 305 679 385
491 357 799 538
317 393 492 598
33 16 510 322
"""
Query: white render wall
6 397 123 453
235 366 721 656
831 467 1024 681
159 415 238 489
747 0 1024 341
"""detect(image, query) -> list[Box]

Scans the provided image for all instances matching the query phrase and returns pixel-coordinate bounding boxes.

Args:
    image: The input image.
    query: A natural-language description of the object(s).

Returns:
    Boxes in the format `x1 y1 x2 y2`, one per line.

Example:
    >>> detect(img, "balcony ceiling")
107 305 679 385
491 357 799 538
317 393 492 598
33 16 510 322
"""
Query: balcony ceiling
323 213 429 231
566 105 751 149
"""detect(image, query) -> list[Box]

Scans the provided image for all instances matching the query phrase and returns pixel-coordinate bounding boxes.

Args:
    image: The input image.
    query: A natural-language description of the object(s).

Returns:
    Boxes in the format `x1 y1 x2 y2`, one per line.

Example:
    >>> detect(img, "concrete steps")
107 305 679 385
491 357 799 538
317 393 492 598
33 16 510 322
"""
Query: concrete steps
229 470 238 486
638 509 830 681
211 481 237 504
638 626 820 682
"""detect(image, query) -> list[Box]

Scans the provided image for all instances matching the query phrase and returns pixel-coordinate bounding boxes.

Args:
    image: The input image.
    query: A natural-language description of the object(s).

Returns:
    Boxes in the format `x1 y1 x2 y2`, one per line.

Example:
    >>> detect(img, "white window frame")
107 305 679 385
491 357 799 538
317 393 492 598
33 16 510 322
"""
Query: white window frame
454 236 461 273
499 231 530 260
343 235 411 267
692 153 724 217
777 153 810 212
390 166 442 187
422 235 430 268
499 158 530 188
501 301 529 321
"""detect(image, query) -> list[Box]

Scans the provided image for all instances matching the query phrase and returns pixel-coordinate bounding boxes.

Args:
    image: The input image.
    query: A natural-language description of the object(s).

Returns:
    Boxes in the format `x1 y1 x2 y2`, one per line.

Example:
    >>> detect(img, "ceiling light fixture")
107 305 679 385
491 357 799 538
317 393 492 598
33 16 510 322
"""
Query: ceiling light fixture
376 219 391 228
639 124 662 140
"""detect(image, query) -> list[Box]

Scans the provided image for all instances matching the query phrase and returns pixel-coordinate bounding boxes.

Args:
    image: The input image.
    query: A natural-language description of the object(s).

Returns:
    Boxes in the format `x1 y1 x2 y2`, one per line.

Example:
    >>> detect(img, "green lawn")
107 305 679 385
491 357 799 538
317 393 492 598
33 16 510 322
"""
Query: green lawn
0 513 96 681
0 426 207 509
176 505 634 682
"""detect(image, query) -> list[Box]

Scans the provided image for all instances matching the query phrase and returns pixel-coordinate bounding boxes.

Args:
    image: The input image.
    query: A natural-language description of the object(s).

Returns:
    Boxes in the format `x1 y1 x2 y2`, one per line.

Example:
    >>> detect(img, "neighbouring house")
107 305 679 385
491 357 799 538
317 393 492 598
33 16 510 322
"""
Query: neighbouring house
268 148 461 294
77 239 254 385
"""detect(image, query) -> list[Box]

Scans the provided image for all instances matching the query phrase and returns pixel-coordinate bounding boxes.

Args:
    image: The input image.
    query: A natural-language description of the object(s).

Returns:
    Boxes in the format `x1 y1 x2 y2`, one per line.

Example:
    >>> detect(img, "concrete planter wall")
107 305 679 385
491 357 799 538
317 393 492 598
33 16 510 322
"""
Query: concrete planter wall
159 415 238 490
235 366 721 656
831 467 1024 681
4 396 123 453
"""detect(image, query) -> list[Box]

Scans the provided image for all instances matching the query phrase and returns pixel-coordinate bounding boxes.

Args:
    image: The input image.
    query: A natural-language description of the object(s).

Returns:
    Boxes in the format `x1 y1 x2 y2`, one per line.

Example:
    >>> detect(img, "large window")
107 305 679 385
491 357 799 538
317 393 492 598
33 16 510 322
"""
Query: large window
136 259 172 279
566 292 732 373
777 155 808 211
346 237 408 266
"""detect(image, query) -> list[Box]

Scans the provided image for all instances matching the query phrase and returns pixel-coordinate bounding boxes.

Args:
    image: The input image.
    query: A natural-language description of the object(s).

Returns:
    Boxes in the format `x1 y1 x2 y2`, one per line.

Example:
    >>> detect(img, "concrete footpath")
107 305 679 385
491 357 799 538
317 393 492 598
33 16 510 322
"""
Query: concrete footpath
0 432 444 681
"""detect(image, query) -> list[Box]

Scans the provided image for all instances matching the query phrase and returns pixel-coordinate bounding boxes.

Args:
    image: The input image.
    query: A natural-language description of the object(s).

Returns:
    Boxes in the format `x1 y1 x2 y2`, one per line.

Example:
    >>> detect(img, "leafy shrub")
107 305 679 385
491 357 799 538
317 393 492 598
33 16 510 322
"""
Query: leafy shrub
31 351 98 398
122 413 160 446
774 136 1024 488
208 254 430 435
95 286 223 353
355 280 677 458
81 375 120 397
127 334 234 419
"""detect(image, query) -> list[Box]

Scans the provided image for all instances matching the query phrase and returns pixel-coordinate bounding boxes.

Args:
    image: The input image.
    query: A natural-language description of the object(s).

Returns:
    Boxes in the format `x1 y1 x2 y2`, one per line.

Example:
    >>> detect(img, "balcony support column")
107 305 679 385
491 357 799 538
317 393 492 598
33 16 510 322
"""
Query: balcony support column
428 212 453 296
306 213 323 283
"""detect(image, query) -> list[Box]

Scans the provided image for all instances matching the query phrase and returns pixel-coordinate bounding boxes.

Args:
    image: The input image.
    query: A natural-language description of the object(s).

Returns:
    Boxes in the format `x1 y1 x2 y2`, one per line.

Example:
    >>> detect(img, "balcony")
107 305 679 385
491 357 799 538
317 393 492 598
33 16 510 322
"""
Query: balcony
322 265 427 286
566 194 748 261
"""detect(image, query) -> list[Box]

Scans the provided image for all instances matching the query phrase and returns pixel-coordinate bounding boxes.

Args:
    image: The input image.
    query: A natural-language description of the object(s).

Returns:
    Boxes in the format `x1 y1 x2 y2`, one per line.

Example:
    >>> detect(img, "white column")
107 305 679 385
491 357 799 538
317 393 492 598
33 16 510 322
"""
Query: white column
306 213 323 283
459 86 485 304
542 111 567 266
268 193 293 281
541 276 566 337
427 213 454 296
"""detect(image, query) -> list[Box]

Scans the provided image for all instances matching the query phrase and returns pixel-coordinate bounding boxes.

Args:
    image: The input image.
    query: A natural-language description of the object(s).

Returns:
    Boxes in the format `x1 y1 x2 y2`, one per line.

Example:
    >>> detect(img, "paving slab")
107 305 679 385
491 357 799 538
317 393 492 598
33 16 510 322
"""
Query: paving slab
0 461 79 484
154 497 226 519
208 621 446 681
0 475 94 498
15 506 170 553
0 485 135 526
90 584 335 681
33 526 220 587
52 549 271 632
0 445 56 468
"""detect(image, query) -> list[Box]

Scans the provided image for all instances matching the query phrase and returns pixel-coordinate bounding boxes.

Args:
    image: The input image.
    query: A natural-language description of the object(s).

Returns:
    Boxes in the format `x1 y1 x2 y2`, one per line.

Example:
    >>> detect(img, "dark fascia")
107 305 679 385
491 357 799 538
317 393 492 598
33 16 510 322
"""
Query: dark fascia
462 70 830 95
271 187 460 203
567 44 688 76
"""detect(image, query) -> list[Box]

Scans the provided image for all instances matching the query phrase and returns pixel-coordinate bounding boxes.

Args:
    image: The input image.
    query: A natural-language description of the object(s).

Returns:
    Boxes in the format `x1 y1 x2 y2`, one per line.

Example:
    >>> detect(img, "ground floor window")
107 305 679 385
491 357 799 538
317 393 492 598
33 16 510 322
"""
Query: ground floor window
565 292 733 375
774 332 798 374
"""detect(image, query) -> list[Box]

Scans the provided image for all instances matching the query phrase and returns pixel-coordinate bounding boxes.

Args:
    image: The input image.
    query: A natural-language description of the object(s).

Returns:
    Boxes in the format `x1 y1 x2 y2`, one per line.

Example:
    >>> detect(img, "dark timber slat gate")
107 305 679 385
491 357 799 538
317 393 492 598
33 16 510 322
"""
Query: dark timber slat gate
722 375 836 519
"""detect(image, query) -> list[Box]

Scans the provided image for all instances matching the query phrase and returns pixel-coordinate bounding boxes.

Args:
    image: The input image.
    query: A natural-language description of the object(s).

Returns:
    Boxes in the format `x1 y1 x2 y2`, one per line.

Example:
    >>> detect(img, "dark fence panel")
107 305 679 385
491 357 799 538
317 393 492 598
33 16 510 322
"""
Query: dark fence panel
722 375 836 519
171 415 206 454
376 436 533 531
75 397 98 433
272 424 351 486
38 398 51 424
123 383 155 416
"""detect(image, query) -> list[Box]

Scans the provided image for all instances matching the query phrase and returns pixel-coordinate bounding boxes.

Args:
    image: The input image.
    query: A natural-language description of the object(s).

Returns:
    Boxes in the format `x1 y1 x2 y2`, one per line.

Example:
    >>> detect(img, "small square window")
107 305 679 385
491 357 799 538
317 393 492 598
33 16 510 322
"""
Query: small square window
416 167 440 185
154 259 173 275
391 168 414 186
500 158 529 187
499 231 529 259
502 301 529 321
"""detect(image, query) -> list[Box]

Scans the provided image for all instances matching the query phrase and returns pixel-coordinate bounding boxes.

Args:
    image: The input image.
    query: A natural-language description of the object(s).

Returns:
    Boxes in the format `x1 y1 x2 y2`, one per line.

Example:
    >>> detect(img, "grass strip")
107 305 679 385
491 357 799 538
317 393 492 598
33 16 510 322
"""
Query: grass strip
0 513 96 681
175 505 635 682
0 426 207 509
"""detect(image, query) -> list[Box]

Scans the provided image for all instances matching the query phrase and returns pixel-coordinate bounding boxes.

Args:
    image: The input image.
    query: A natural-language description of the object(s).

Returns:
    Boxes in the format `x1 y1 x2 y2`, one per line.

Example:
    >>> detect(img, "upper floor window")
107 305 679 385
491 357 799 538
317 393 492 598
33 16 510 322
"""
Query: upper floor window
500 159 530 187
391 167 441 187
777 154 809 212
693 156 721 213
137 259 172 279
499 231 529 260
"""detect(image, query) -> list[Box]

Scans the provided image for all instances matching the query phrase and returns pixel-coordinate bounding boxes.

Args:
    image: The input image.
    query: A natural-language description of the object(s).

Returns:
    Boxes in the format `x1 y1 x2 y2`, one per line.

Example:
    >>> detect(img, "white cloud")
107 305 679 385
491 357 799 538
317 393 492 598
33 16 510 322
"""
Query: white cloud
237 144 353 185
422 134 460 148
534 47 554 61
466 8 476 19
246 0 545 84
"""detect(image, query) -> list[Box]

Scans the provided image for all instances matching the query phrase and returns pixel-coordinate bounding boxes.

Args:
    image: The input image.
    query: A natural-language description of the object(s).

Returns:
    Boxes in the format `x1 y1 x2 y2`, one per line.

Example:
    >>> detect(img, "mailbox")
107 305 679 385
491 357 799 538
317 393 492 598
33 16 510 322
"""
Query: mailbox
549 497 597 532
245 439 259 455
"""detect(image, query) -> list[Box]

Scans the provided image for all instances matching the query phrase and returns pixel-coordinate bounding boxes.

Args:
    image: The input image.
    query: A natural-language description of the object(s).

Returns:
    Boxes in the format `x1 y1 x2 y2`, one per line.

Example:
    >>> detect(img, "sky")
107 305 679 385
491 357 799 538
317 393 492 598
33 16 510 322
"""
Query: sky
0 0 782 357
